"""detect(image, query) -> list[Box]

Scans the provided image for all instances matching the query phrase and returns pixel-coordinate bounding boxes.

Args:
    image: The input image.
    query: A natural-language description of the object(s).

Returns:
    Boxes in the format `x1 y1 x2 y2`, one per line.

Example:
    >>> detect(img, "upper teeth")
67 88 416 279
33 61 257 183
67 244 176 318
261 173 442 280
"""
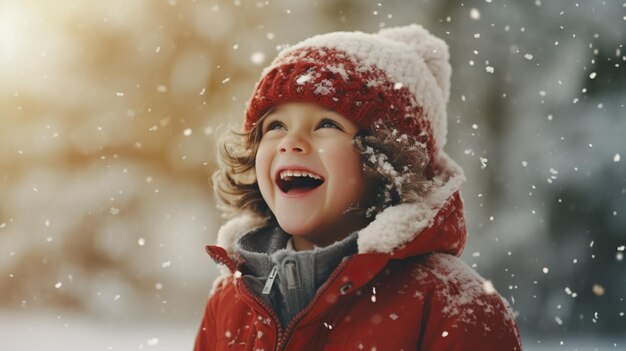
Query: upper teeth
279 170 322 180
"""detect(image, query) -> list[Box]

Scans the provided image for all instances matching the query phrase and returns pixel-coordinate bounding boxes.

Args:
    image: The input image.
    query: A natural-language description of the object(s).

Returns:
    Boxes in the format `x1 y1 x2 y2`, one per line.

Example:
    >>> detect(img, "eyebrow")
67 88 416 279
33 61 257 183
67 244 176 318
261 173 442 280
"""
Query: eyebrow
270 105 335 113
258 107 278 126
261 106 344 128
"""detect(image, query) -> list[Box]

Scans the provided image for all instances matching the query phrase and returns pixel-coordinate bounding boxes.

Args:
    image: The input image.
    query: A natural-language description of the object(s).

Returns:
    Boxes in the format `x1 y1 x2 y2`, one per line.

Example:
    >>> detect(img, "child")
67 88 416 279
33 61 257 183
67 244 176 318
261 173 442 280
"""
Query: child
195 24 522 350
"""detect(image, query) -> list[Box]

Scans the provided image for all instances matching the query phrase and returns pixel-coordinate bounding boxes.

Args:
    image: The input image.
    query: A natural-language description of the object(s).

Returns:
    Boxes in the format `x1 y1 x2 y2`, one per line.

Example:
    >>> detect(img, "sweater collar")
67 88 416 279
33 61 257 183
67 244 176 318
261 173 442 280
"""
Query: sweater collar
234 225 358 280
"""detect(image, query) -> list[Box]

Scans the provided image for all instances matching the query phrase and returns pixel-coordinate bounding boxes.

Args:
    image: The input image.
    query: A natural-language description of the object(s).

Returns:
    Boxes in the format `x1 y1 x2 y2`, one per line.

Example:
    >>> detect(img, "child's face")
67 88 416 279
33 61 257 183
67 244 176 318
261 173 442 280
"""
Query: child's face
255 102 372 250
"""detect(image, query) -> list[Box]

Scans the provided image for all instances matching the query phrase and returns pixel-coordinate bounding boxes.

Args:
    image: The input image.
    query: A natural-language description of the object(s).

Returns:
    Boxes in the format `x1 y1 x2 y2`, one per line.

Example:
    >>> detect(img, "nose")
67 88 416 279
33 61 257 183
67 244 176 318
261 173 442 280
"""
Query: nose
278 133 309 154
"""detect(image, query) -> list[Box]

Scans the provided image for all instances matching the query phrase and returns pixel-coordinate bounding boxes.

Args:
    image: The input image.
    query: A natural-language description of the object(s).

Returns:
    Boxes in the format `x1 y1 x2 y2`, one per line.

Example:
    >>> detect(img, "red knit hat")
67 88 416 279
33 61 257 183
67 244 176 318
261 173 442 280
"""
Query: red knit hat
245 24 451 178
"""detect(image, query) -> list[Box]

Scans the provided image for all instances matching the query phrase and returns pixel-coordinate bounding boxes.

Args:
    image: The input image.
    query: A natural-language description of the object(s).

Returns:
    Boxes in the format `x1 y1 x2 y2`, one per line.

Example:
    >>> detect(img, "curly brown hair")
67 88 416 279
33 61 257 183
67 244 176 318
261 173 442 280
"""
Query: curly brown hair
212 114 432 220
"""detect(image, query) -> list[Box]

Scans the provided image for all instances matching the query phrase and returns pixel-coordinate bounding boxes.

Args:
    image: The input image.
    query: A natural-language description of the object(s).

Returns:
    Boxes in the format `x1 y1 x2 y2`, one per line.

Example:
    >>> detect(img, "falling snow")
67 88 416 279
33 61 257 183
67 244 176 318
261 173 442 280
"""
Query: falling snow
250 52 266 65
1 2 624 350
469 8 480 20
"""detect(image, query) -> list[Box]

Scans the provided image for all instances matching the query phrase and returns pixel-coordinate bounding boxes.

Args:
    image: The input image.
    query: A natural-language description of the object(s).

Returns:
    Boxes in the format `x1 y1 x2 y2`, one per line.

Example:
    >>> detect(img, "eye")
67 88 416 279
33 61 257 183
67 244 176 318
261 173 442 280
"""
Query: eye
264 120 286 133
317 118 342 130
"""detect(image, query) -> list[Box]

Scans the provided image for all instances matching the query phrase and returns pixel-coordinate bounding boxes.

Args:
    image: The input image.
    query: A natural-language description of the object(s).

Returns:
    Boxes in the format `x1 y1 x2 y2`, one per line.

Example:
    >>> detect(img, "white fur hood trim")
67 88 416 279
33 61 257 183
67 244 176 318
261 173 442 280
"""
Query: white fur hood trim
357 151 465 254
216 213 267 256
214 151 465 256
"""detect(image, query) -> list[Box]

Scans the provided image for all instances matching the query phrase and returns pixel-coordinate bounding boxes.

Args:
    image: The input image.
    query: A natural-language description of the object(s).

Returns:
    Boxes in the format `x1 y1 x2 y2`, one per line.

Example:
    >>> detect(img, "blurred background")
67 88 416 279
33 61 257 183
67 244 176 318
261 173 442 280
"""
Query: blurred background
1 0 624 349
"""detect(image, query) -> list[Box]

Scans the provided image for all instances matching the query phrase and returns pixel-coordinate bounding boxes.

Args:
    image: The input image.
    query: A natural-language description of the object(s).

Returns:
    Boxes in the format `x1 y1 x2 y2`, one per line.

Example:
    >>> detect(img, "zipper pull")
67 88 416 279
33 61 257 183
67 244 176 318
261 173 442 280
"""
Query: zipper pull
262 265 279 295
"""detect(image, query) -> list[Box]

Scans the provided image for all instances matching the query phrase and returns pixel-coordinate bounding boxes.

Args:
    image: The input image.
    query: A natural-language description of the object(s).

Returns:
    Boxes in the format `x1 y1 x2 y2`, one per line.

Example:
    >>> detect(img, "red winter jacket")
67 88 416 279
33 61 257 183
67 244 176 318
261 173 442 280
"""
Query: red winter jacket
195 156 522 350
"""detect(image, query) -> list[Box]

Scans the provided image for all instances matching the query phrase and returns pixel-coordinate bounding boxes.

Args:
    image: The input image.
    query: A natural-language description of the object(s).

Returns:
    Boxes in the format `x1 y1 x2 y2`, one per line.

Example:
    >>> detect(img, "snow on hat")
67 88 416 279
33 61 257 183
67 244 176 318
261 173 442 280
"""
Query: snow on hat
245 24 451 177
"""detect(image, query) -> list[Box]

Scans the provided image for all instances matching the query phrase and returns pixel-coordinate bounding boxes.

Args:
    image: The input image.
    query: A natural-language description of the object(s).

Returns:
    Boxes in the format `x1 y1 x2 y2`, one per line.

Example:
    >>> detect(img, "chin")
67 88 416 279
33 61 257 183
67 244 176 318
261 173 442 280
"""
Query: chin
276 218 314 237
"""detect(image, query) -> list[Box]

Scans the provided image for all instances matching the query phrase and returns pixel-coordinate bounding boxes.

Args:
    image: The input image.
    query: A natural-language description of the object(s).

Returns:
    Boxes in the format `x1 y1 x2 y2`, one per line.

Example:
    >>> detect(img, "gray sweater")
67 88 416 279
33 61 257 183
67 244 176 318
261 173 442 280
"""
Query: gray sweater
234 225 358 328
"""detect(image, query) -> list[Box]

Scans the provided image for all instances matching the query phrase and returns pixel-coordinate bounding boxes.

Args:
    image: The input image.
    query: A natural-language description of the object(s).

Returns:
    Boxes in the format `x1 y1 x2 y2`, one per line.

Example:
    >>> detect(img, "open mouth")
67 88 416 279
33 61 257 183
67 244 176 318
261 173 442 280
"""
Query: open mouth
276 169 325 195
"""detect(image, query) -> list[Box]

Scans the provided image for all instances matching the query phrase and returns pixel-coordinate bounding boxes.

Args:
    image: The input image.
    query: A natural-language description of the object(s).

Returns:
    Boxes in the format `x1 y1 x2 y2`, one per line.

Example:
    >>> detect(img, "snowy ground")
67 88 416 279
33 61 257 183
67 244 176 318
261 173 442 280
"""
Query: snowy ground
0 312 623 350
0 312 197 351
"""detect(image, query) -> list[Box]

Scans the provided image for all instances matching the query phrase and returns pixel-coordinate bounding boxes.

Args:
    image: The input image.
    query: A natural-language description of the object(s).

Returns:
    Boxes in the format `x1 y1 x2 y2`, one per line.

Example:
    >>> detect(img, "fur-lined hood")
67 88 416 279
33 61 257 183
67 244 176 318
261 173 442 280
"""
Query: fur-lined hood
213 151 466 260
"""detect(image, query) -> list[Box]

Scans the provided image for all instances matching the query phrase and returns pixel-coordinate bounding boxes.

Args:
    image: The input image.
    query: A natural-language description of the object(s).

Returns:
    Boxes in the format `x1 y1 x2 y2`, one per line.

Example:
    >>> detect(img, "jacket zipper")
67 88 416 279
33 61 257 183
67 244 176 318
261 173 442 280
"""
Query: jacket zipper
206 248 285 347
239 276 285 349
207 248 372 351
275 257 353 351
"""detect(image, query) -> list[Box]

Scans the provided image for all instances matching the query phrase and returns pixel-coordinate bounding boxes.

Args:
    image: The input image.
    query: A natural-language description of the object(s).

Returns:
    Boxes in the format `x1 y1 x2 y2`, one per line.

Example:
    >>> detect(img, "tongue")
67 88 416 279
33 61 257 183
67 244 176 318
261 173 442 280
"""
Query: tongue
287 186 317 195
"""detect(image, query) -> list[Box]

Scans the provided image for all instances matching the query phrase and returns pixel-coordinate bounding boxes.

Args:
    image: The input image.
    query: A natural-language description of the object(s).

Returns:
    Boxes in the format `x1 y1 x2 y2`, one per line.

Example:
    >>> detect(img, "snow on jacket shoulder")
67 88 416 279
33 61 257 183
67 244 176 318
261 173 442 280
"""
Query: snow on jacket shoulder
194 154 522 350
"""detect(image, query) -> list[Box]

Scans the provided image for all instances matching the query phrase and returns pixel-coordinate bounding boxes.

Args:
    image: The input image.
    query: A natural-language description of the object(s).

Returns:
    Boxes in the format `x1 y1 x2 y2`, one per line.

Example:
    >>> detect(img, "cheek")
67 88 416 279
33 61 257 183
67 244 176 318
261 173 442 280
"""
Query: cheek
330 144 363 174
255 145 272 188
327 144 367 195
